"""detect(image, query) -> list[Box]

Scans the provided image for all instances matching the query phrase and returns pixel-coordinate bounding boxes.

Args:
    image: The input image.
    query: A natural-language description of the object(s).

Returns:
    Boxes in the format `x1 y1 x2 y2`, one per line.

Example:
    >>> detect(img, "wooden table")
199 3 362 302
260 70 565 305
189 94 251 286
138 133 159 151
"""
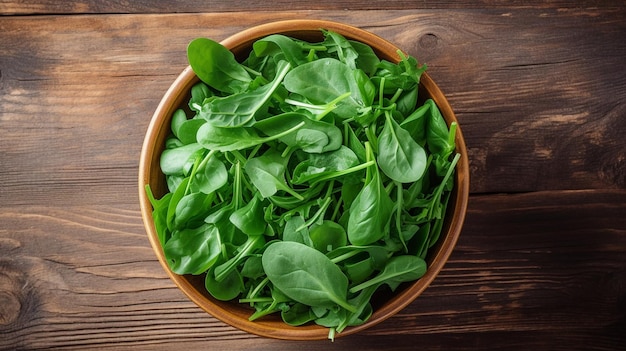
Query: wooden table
1 1 625 350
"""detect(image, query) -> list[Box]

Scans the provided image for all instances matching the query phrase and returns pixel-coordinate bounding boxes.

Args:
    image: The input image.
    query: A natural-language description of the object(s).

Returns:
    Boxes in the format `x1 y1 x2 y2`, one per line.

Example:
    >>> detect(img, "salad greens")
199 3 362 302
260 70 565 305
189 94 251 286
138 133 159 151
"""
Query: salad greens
146 29 459 340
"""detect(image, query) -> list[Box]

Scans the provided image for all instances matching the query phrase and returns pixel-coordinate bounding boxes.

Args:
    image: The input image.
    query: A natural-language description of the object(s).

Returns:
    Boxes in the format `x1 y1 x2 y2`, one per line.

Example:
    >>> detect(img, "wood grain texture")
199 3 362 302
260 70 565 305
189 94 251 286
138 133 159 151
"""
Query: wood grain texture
1 190 624 350
0 0 621 15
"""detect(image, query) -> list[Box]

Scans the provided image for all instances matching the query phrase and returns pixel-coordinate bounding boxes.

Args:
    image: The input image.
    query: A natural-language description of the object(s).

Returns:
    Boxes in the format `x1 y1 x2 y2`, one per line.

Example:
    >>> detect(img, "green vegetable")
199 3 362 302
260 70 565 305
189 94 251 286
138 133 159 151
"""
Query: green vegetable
347 143 394 246
198 60 292 127
377 112 427 183
187 37 252 94
262 241 356 313
349 255 427 293
244 150 303 200
146 29 459 340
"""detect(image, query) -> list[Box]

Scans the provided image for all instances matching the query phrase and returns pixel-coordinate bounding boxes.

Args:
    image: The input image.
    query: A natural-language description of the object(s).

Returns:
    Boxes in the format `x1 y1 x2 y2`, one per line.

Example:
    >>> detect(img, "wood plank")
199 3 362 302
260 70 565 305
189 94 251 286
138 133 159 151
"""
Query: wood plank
0 0 622 15
0 189 624 350
1 9 624 208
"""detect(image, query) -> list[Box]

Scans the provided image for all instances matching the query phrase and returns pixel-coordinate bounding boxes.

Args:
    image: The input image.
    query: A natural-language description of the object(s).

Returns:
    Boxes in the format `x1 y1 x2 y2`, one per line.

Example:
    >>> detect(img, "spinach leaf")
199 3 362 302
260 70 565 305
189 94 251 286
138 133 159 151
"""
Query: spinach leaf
229 195 267 236
174 191 213 228
198 60 291 127
282 215 313 246
163 223 222 275
190 151 228 195
349 255 427 293
247 286 292 321
291 146 365 185
347 145 394 246
281 303 317 326
309 220 347 253
244 150 303 200
205 267 244 301
377 112 427 183
188 82 212 112
254 112 342 153
321 29 359 69
196 119 304 151
160 143 202 176
425 99 457 158
262 241 356 312
395 86 418 118
171 109 188 140
145 185 172 246
253 34 309 67
187 37 252 94
283 58 367 120
336 285 377 333
350 40 380 75
400 101 429 146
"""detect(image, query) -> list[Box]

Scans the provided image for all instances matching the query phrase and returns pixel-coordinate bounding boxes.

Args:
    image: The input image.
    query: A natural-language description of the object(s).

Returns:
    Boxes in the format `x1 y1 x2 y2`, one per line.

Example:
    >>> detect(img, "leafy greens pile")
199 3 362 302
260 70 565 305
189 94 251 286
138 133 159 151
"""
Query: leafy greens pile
146 29 459 340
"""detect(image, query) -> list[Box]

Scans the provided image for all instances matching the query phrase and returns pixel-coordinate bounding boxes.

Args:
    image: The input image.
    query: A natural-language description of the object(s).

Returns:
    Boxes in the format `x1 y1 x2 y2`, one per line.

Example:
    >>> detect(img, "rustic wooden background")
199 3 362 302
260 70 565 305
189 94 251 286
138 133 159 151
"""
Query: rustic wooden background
1 1 625 350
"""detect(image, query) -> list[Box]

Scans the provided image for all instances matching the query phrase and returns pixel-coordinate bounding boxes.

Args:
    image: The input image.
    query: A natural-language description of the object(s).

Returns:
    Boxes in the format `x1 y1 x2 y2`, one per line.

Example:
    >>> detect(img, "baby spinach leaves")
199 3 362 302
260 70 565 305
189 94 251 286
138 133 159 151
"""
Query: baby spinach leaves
198 60 291 127
284 58 368 120
146 30 459 340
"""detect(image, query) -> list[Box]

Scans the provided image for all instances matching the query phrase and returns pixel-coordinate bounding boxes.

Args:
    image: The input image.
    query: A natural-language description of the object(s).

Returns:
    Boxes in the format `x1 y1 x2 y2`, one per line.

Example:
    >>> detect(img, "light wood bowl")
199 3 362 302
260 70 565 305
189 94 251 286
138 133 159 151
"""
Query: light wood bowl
139 19 469 340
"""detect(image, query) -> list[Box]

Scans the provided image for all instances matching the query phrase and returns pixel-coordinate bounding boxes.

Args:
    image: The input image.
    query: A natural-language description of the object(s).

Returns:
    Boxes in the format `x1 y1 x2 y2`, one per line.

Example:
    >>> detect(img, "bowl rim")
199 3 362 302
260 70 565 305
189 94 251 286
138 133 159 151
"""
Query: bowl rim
139 19 469 340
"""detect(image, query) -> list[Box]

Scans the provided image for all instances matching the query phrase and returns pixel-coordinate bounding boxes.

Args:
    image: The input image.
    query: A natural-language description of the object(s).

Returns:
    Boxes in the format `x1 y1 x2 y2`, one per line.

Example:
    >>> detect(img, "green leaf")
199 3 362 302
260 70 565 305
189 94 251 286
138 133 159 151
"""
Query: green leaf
244 151 303 200
214 235 266 282
377 112 427 183
291 146 368 185
145 185 172 247
425 99 456 158
205 267 244 301
282 215 313 246
229 195 267 236
309 220 347 253
400 101 429 146
347 170 394 246
160 143 202 176
164 223 222 275
262 241 356 312
196 120 303 152
187 38 251 94
283 58 367 120
188 82 212 112
350 40 381 75
349 255 427 293
254 112 342 153
190 152 228 195
253 34 309 67
321 29 359 69
198 60 291 127
174 191 213 228
281 303 317 326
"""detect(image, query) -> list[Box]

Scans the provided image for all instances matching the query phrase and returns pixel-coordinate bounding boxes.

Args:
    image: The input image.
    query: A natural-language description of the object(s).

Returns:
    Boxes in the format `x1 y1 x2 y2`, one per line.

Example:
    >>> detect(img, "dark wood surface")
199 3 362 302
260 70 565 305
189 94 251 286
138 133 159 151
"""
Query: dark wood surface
1 2 625 350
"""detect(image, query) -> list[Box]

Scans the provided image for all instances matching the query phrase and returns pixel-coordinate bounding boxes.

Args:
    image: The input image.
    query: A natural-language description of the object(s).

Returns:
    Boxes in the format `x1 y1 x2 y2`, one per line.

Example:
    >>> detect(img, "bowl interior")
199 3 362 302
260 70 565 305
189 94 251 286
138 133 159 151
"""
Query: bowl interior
139 19 469 340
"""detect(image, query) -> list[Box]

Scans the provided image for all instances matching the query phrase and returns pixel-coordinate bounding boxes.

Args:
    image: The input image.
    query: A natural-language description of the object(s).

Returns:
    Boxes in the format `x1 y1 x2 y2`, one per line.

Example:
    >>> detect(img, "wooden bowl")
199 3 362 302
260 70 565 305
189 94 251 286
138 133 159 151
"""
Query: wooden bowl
139 19 469 340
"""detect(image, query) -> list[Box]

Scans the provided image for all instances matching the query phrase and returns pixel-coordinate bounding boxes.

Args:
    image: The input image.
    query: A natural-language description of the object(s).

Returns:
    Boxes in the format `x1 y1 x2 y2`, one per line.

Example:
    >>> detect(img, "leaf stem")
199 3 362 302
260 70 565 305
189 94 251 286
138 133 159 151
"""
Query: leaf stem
395 181 408 253
308 160 375 185
296 196 332 231
447 122 458 152
246 276 270 300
